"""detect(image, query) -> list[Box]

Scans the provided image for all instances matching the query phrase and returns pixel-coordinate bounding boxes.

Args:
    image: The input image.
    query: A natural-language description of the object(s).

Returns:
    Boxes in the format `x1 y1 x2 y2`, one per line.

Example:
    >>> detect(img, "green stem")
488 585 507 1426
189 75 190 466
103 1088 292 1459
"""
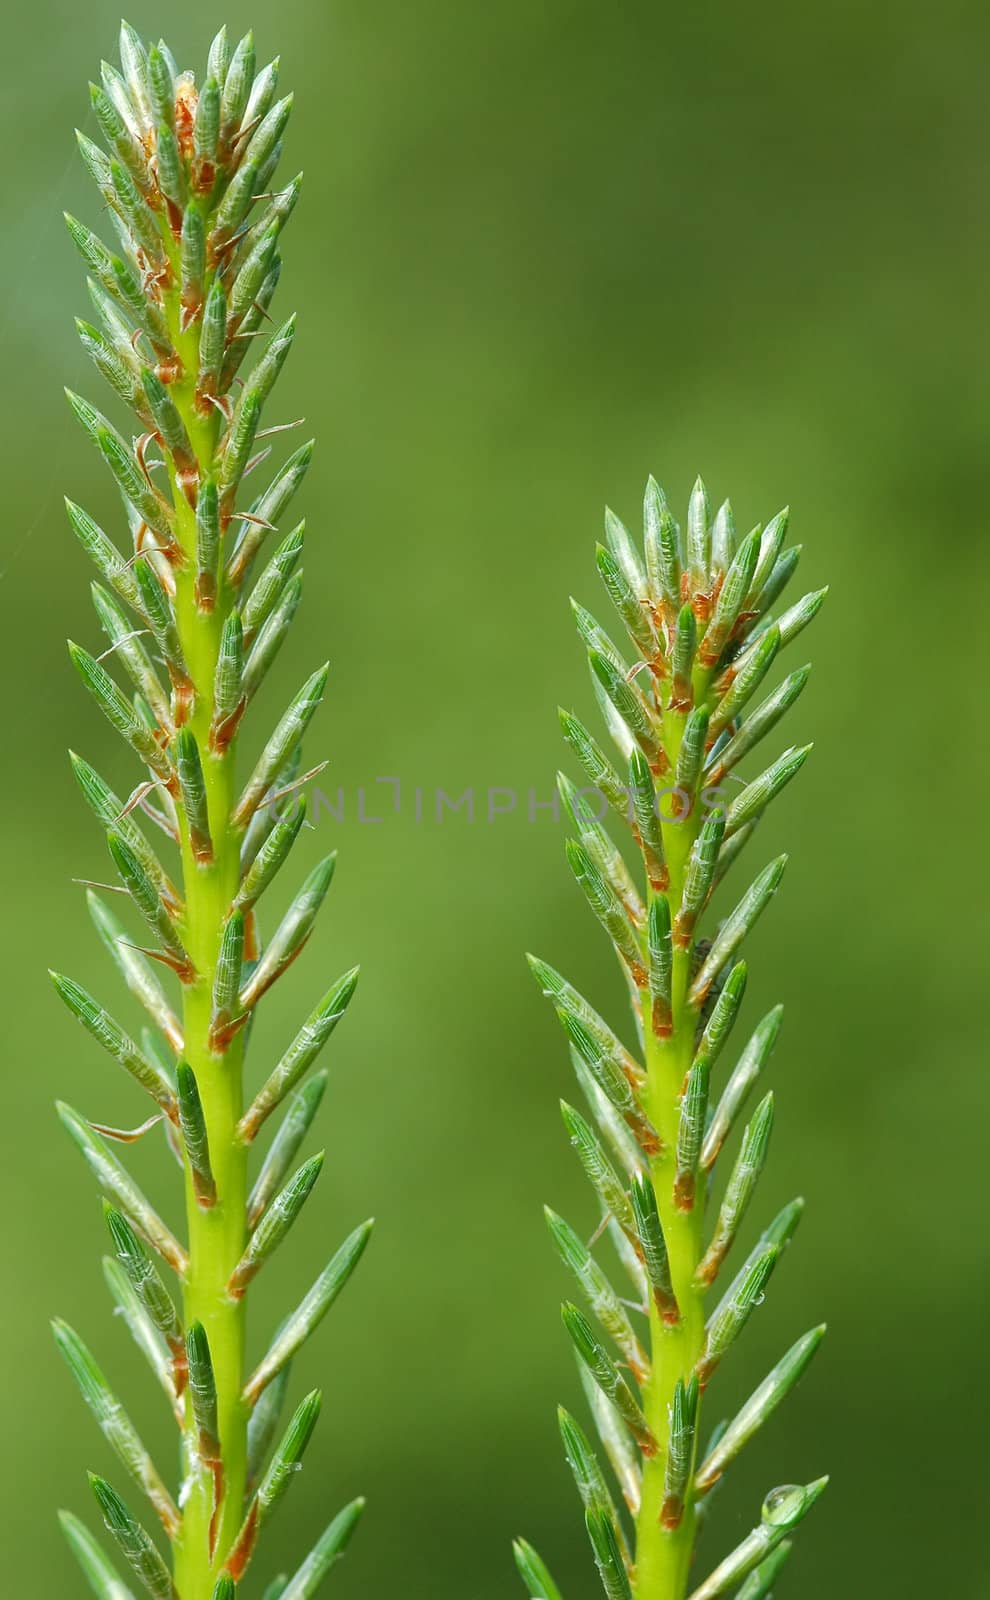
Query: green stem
173 731 247 1597
167 303 248 1598
634 756 707 1599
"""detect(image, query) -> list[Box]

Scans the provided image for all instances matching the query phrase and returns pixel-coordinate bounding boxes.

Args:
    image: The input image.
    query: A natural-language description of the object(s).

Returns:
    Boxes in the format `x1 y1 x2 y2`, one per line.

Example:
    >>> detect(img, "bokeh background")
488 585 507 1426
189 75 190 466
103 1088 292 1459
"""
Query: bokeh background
1 1 987 1594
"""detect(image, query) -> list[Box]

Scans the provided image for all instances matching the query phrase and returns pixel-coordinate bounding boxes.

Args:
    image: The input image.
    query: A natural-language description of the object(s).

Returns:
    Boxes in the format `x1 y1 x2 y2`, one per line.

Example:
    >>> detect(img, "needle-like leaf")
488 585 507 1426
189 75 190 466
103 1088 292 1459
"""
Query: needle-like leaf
232 665 329 827
69 643 172 778
57 1102 185 1273
695 1326 826 1494
513 1538 564 1600
59 1509 138 1600
278 1497 365 1600
630 1173 677 1323
688 857 787 1008
239 854 336 1009
226 1390 322 1581
229 1154 324 1298
176 1063 216 1208
51 970 175 1115
585 1506 633 1600
702 1005 783 1172
244 1221 373 1404
89 1474 175 1599
687 1479 828 1599
546 1210 648 1379
240 968 360 1140
52 1320 179 1535
696 1244 779 1389
104 1205 185 1386
561 1303 655 1456
697 1093 775 1285
661 1376 699 1530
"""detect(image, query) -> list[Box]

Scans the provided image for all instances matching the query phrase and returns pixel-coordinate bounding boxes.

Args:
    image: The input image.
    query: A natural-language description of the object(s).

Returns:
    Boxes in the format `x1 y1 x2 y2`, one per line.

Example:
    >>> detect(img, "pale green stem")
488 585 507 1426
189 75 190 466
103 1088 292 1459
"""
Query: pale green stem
164 292 249 1598
635 732 707 1600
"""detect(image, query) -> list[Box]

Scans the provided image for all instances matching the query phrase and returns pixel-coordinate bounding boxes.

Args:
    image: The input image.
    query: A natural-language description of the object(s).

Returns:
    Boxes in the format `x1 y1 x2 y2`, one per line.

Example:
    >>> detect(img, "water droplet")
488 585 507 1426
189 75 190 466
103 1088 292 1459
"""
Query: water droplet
761 1484 805 1528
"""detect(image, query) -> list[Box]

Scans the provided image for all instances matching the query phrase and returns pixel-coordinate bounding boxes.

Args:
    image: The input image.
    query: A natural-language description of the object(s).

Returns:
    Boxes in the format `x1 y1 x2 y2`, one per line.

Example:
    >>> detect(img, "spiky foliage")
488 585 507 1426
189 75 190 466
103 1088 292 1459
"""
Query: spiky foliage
517 480 828 1599
55 24 369 1599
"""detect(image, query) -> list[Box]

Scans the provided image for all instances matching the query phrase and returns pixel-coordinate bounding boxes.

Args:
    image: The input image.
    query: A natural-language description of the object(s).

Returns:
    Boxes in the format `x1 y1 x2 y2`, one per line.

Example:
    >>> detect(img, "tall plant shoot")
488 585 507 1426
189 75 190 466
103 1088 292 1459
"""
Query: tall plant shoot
54 23 370 1600
517 476 828 1600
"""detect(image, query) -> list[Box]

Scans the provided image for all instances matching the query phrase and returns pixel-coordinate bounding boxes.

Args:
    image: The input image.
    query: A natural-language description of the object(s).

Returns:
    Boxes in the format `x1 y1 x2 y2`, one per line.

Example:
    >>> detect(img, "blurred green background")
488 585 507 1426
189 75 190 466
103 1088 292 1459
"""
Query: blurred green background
1 1 986 1594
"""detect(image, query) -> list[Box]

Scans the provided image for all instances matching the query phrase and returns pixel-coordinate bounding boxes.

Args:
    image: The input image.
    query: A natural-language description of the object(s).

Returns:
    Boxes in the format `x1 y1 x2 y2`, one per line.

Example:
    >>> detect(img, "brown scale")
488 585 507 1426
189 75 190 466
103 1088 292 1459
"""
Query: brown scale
162 194 184 240
194 155 217 196
174 76 198 161
647 746 670 783
203 1446 226 1559
175 459 200 507
194 368 221 418
194 570 216 613
695 1243 727 1290
239 933 312 1010
203 393 235 425
152 420 199 508
623 952 648 992
156 353 183 386
209 696 246 754
668 665 693 715
650 995 673 1040
618 1050 647 1095
191 1168 217 1211
188 821 214 868
695 1351 720 1391
167 1336 189 1399
654 597 682 639
672 908 698 951
628 1107 662 1159
224 1499 259 1581
636 1262 680 1326
673 1170 697 1212
636 1428 659 1460
661 1494 685 1531
180 292 204 335
90 1111 164 1142
132 940 197 987
137 249 173 300
208 1009 249 1056
169 679 194 728
631 821 669 896
132 449 186 565
115 775 172 824
661 788 694 826
681 565 714 624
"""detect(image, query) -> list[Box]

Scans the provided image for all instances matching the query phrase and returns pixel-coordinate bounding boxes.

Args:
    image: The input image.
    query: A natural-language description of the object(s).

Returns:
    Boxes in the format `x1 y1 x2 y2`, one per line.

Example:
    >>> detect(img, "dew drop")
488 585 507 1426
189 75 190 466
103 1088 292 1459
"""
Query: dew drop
761 1484 805 1528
